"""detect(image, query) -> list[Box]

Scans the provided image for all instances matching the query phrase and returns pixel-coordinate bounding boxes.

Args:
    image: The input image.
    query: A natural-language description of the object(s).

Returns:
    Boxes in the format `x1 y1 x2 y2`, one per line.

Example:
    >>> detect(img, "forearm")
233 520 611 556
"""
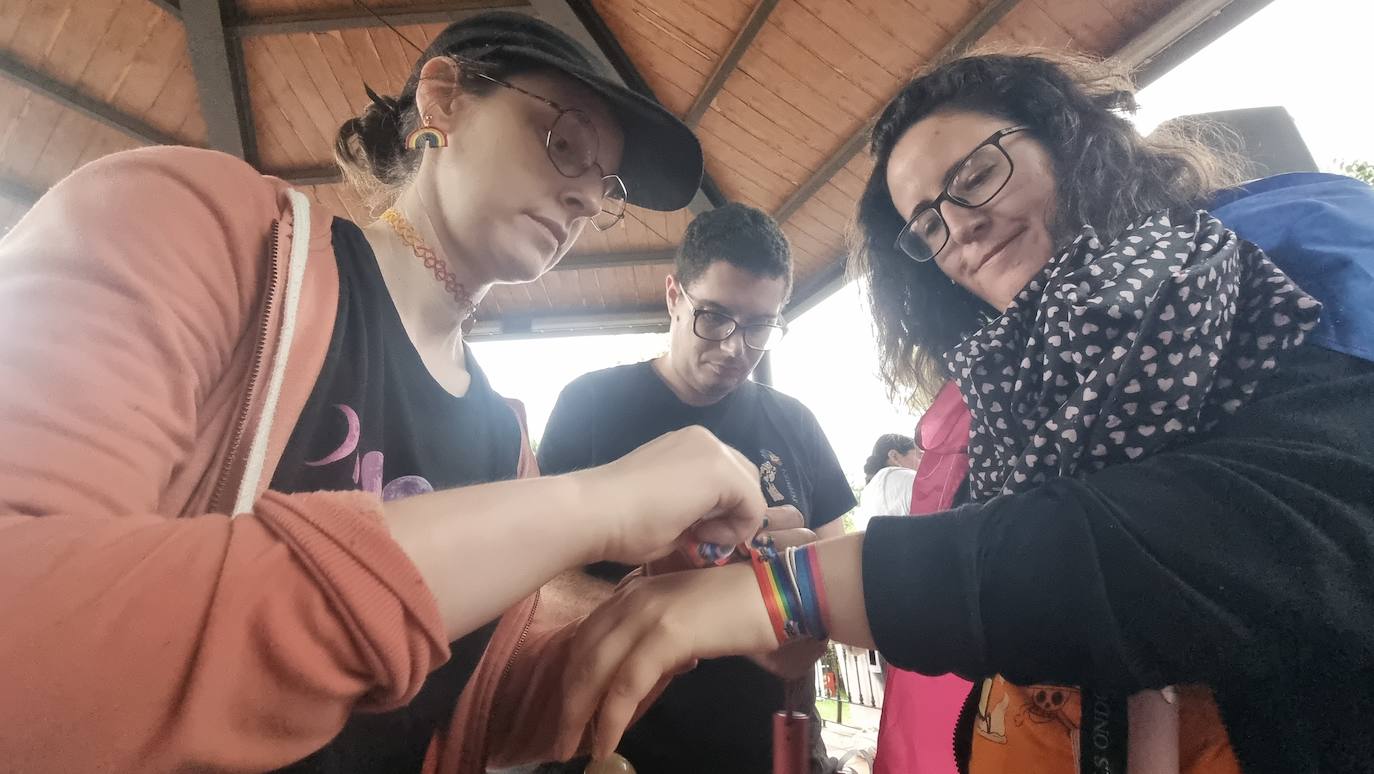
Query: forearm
816 533 875 649
385 472 603 641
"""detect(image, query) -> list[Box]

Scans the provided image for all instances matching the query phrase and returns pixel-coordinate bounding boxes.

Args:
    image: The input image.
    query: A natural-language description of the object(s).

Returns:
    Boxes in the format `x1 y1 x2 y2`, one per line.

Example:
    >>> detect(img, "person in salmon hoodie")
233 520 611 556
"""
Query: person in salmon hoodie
0 11 769 774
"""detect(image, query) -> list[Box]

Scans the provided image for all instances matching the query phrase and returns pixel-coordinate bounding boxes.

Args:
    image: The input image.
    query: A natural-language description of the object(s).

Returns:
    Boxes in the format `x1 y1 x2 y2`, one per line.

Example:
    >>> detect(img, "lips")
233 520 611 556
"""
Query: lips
526 213 567 247
972 228 1024 275
707 361 747 379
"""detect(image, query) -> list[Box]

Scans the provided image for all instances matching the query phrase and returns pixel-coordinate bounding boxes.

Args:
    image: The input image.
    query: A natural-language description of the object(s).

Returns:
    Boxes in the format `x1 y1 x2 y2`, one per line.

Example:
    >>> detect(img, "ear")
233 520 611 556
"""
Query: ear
664 274 681 314
887 449 902 465
414 56 464 131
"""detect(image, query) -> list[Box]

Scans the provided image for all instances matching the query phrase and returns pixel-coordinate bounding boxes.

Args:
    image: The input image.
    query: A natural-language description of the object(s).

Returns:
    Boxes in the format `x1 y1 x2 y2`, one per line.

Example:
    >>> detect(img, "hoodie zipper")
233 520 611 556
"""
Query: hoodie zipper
211 220 282 513
954 680 980 774
470 589 540 771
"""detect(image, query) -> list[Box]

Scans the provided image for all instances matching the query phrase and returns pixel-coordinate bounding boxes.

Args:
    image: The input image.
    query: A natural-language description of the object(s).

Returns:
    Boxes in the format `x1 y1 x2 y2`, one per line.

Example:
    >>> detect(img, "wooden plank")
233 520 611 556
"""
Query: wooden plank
8 0 70 64
231 2 526 37
709 76 845 158
594 0 734 65
791 0 939 72
368 21 420 86
0 96 63 182
291 32 360 127
991 1 1077 49
0 0 37 48
77 0 160 102
339 27 395 93
593 1 713 82
144 56 204 143
102 11 188 129
1032 0 1124 50
900 0 974 35
313 29 372 111
258 34 338 150
26 0 125 184
683 0 778 127
244 48 319 168
766 0 901 100
737 29 873 125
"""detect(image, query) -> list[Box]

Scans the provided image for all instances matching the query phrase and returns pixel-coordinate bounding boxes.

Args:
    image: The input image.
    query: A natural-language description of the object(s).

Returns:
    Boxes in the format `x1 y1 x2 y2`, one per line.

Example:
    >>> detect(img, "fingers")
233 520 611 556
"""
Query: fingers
763 504 807 531
749 637 828 679
557 590 649 759
591 625 683 759
766 527 818 550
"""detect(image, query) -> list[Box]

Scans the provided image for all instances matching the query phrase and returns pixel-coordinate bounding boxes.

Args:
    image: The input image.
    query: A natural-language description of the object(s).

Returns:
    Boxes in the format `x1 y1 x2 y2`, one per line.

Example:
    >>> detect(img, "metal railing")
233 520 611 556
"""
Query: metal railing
815 643 883 723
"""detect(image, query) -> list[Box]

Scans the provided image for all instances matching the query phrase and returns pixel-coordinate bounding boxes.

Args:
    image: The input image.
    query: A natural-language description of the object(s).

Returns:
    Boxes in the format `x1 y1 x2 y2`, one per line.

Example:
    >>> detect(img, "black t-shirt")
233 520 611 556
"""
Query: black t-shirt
538 361 855 774
270 219 523 774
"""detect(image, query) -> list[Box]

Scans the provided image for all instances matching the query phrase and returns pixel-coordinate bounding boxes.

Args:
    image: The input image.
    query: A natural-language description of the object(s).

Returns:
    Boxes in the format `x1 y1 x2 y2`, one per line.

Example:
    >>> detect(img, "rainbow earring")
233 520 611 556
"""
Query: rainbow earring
405 114 448 150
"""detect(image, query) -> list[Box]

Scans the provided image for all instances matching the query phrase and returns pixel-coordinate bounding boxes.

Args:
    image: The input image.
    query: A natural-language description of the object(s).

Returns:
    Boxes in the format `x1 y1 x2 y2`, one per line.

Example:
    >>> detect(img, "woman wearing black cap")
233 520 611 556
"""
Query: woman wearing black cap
0 11 751 774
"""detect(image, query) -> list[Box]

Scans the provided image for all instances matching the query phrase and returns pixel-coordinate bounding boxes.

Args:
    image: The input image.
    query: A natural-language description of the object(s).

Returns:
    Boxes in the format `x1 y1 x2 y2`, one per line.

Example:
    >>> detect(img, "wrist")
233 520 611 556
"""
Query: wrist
718 562 780 654
561 467 625 567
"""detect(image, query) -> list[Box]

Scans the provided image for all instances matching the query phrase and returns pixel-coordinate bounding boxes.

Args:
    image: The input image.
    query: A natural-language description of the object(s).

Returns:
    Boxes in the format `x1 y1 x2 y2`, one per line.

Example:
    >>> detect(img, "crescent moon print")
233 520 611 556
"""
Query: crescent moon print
305 404 361 467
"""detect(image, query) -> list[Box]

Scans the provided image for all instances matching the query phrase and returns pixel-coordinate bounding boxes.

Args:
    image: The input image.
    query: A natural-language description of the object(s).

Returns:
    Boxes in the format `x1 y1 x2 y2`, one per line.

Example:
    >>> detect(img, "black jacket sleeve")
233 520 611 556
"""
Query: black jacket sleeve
863 344 1374 693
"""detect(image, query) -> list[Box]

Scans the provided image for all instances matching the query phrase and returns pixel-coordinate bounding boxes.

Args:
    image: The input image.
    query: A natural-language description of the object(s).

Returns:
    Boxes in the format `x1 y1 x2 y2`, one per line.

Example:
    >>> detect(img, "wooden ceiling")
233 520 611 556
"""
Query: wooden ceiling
0 0 1270 337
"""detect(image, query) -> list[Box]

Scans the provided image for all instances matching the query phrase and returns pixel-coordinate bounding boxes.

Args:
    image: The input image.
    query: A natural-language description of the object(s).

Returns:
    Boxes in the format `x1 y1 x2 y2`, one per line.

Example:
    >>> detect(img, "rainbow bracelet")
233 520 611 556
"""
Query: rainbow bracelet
749 544 830 643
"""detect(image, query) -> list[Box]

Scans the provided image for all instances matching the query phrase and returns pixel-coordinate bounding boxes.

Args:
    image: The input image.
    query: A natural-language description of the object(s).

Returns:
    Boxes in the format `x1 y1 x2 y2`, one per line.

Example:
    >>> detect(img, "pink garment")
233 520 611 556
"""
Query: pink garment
873 382 974 774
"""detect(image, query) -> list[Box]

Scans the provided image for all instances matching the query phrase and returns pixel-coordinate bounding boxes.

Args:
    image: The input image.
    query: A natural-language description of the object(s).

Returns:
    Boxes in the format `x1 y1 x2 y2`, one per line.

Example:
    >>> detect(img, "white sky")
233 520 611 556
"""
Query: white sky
472 0 1374 489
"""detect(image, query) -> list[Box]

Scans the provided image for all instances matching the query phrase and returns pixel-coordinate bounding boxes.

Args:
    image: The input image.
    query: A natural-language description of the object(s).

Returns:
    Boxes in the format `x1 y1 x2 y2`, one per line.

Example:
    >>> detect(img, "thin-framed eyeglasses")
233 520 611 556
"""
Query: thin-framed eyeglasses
680 286 787 351
464 64 628 231
894 125 1030 262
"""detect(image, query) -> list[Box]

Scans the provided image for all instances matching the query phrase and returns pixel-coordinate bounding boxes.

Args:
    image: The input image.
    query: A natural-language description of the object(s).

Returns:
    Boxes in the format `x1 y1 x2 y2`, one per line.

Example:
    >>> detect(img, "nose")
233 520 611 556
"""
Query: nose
941 202 991 247
719 326 747 357
559 173 603 221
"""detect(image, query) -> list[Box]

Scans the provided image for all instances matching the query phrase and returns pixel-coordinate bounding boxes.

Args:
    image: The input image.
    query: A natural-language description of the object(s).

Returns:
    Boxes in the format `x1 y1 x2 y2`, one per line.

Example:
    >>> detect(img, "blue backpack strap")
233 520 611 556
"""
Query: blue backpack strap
1211 172 1374 363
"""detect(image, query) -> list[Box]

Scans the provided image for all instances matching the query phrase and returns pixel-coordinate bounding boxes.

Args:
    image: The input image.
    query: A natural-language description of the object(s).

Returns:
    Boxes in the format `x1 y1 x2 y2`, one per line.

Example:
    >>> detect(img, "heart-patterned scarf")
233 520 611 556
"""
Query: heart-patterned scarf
945 208 1321 501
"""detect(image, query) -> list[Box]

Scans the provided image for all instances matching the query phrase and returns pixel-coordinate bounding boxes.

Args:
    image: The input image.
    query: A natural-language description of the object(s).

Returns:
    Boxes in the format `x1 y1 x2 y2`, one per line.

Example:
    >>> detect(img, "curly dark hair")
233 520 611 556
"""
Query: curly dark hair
677 202 793 297
864 433 916 483
852 48 1245 407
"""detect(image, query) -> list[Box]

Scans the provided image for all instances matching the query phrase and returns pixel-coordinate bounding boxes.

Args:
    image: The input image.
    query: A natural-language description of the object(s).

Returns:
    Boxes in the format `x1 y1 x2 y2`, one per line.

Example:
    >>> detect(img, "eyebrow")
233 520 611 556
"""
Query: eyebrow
910 153 968 214
696 299 781 324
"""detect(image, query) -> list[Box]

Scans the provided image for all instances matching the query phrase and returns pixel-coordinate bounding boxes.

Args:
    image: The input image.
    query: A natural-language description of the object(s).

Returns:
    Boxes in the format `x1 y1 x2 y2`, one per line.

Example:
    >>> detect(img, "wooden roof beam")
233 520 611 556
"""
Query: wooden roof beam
681 0 780 128
1117 0 1272 83
0 177 41 207
468 307 669 341
553 247 675 272
0 51 181 147
181 0 256 160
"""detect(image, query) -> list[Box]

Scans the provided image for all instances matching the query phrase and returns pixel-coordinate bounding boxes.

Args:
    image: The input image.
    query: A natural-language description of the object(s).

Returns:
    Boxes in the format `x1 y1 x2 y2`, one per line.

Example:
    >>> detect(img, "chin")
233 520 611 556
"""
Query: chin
693 375 735 399
493 245 556 284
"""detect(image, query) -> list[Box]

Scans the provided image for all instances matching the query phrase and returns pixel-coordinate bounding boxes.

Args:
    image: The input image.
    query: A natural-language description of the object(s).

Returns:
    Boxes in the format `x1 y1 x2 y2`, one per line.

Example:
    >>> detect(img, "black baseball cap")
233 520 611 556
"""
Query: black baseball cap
405 11 704 212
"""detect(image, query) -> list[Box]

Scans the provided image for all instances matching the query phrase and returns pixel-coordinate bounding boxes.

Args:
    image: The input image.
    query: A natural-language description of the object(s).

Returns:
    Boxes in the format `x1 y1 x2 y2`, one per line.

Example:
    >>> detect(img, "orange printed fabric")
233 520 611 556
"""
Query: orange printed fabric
969 677 1240 774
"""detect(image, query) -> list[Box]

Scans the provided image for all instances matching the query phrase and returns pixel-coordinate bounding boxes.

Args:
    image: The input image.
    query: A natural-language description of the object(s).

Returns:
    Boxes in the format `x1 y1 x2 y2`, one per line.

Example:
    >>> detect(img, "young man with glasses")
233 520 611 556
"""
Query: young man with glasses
537 203 854 774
